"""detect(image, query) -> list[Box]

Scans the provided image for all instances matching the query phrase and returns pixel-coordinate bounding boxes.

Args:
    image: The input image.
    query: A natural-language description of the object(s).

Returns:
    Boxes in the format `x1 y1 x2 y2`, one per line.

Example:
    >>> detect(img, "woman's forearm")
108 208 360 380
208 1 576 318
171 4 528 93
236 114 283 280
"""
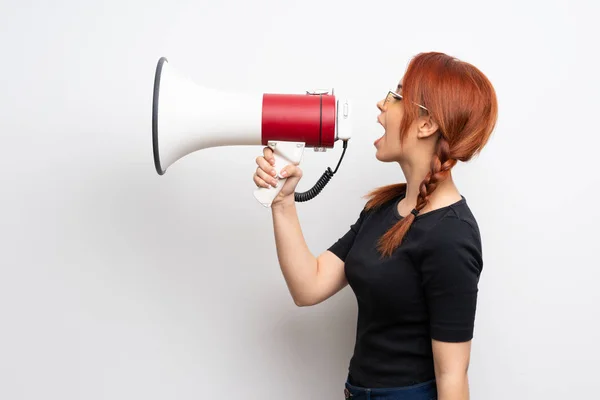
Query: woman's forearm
436 372 469 400
271 197 318 305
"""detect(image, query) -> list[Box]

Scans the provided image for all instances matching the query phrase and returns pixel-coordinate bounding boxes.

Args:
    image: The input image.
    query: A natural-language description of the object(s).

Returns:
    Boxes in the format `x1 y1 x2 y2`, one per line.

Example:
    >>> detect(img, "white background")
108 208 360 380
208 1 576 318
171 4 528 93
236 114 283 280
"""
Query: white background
1 0 599 399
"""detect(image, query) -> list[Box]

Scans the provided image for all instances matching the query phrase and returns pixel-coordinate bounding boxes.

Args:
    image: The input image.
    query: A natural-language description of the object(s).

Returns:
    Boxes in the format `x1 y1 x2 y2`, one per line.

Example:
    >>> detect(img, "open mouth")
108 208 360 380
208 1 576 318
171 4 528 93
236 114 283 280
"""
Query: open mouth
374 119 385 146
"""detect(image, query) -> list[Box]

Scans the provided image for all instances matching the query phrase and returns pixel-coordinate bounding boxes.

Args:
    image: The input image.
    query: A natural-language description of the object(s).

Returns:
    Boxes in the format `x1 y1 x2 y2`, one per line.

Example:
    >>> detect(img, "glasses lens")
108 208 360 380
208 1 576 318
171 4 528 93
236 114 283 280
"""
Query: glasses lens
386 91 402 103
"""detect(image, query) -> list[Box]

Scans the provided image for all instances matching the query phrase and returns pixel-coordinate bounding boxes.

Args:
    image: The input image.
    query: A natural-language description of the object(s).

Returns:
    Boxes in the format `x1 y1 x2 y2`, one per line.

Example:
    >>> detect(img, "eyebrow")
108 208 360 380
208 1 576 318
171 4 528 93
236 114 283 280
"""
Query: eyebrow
397 83 402 92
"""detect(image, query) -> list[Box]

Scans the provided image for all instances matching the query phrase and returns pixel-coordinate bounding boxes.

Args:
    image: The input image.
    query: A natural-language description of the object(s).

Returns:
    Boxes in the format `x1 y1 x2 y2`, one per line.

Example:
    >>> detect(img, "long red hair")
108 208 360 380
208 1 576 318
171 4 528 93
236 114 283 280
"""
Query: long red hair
365 52 498 257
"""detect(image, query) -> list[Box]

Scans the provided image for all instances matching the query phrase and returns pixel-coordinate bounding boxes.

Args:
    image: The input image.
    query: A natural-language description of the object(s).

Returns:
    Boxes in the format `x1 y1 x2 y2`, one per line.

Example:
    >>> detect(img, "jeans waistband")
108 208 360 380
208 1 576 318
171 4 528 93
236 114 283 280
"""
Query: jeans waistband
344 375 437 399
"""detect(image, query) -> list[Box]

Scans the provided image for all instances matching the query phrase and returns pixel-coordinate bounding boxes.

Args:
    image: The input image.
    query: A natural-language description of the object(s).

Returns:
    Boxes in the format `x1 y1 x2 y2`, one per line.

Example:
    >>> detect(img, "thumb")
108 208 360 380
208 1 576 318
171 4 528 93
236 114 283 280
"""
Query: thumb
278 164 303 195
279 164 302 180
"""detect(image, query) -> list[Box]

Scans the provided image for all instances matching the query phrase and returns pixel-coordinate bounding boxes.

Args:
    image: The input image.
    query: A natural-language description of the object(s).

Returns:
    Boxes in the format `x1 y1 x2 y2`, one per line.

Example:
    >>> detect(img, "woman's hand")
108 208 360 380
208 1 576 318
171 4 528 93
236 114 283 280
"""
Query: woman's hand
253 146 303 205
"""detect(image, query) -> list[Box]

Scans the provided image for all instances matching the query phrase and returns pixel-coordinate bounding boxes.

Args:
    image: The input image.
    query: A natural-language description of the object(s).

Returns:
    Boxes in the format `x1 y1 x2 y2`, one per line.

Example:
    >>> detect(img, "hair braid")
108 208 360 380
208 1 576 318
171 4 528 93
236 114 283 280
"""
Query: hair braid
371 136 457 258
414 136 457 213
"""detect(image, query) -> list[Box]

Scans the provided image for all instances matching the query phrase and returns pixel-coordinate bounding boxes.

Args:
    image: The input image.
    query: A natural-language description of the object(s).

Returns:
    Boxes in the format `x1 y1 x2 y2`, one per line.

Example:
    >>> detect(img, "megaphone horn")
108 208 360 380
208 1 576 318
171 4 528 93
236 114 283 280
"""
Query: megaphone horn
152 57 352 207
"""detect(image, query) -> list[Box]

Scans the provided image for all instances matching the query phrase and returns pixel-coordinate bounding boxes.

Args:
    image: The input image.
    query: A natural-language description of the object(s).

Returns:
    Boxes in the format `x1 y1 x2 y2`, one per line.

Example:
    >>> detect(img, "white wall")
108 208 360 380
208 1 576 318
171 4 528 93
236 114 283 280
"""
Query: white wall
1 1 598 399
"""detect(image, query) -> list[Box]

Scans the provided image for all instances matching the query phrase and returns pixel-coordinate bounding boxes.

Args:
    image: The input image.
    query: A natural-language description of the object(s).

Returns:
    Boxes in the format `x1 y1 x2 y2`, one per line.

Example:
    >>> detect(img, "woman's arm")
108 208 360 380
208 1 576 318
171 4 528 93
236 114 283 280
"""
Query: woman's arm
271 198 348 306
254 147 348 307
432 339 471 400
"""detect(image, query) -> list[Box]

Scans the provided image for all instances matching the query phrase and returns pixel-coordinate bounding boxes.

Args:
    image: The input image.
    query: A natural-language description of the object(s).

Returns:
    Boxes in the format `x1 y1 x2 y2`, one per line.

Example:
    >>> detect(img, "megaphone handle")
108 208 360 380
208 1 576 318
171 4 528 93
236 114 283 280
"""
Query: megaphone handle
253 141 305 208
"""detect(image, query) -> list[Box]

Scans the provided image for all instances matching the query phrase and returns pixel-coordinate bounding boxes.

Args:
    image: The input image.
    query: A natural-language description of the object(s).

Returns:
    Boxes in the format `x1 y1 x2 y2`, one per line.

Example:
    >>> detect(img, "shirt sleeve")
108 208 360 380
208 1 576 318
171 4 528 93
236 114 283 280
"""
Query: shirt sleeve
327 208 367 262
419 216 483 342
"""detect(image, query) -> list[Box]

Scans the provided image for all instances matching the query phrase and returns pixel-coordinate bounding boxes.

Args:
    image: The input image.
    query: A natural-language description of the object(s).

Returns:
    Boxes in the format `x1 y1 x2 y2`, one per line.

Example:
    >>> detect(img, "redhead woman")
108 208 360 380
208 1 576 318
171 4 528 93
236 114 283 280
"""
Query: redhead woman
253 52 498 400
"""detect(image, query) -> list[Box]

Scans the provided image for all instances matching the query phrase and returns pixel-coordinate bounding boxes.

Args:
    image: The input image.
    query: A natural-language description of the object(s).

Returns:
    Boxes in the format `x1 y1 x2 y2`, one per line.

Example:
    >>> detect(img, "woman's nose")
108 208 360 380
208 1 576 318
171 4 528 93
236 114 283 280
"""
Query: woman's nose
377 99 385 111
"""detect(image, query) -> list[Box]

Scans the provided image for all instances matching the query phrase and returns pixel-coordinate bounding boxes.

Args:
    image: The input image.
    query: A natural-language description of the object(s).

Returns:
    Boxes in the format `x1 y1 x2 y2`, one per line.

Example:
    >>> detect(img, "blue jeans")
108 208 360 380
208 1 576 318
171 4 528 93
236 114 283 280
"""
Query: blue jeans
343 376 437 400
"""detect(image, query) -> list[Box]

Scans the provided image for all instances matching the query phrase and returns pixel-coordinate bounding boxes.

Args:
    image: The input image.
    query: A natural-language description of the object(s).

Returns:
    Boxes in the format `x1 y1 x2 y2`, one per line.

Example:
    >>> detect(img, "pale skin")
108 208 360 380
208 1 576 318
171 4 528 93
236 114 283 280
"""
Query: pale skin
253 82 471 399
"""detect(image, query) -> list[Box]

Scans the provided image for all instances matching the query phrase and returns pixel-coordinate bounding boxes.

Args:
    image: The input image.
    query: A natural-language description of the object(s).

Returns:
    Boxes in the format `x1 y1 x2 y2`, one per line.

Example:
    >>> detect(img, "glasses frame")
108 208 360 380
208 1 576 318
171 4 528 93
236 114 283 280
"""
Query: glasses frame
385 90 429 112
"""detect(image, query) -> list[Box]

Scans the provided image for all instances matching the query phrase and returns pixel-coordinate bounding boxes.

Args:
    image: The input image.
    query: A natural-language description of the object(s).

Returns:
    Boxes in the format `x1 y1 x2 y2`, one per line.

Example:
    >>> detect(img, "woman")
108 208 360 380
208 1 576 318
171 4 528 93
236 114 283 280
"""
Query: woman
253 52 498 400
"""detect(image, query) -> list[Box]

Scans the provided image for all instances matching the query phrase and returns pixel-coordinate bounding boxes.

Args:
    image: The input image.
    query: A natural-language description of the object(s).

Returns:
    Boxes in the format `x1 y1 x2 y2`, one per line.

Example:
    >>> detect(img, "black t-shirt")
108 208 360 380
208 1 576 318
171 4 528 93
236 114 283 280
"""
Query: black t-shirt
328 193 483 388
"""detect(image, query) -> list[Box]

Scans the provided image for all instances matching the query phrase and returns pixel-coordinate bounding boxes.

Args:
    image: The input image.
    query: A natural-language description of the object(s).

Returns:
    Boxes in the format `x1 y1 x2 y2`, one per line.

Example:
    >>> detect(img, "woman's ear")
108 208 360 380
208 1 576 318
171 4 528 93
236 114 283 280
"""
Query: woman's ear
416 115 439 139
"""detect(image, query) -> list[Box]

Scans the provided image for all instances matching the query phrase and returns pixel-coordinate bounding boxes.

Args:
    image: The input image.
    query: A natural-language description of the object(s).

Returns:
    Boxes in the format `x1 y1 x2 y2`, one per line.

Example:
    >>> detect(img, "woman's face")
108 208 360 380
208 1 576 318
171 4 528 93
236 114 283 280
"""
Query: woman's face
374 82 409 163
374 81 438 164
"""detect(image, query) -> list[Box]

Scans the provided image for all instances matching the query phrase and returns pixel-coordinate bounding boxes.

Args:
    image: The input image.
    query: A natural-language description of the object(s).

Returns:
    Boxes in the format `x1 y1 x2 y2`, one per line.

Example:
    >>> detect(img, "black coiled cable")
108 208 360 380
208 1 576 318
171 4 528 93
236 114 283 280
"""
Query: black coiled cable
294 167 334 202
294 140 348 203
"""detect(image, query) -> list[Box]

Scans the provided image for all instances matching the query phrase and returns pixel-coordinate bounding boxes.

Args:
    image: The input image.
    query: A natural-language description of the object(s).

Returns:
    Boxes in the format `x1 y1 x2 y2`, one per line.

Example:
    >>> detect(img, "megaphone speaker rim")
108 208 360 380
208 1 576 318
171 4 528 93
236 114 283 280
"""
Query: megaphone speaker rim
152 56 168 175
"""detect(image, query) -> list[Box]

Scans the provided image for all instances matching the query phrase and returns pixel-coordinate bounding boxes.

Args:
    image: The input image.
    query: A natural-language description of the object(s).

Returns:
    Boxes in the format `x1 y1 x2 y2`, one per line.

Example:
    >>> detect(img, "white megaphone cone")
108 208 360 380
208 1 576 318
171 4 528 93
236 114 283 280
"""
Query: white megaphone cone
152 57 352 207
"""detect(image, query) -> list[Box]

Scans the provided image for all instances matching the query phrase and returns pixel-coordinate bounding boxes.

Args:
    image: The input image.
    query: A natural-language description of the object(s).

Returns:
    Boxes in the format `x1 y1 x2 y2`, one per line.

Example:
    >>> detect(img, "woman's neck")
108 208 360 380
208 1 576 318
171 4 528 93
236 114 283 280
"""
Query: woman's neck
397 162 461 216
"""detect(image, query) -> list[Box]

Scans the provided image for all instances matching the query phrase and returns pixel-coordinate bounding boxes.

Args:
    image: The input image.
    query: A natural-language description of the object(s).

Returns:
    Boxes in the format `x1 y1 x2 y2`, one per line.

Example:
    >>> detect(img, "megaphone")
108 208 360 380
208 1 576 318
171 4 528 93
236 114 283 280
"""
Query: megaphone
152 57 352 207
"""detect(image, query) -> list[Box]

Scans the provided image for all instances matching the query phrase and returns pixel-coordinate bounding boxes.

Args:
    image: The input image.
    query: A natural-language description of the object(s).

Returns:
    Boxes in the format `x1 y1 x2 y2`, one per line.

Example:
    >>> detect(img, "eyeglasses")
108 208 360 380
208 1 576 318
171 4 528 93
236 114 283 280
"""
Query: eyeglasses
385 90 429 112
